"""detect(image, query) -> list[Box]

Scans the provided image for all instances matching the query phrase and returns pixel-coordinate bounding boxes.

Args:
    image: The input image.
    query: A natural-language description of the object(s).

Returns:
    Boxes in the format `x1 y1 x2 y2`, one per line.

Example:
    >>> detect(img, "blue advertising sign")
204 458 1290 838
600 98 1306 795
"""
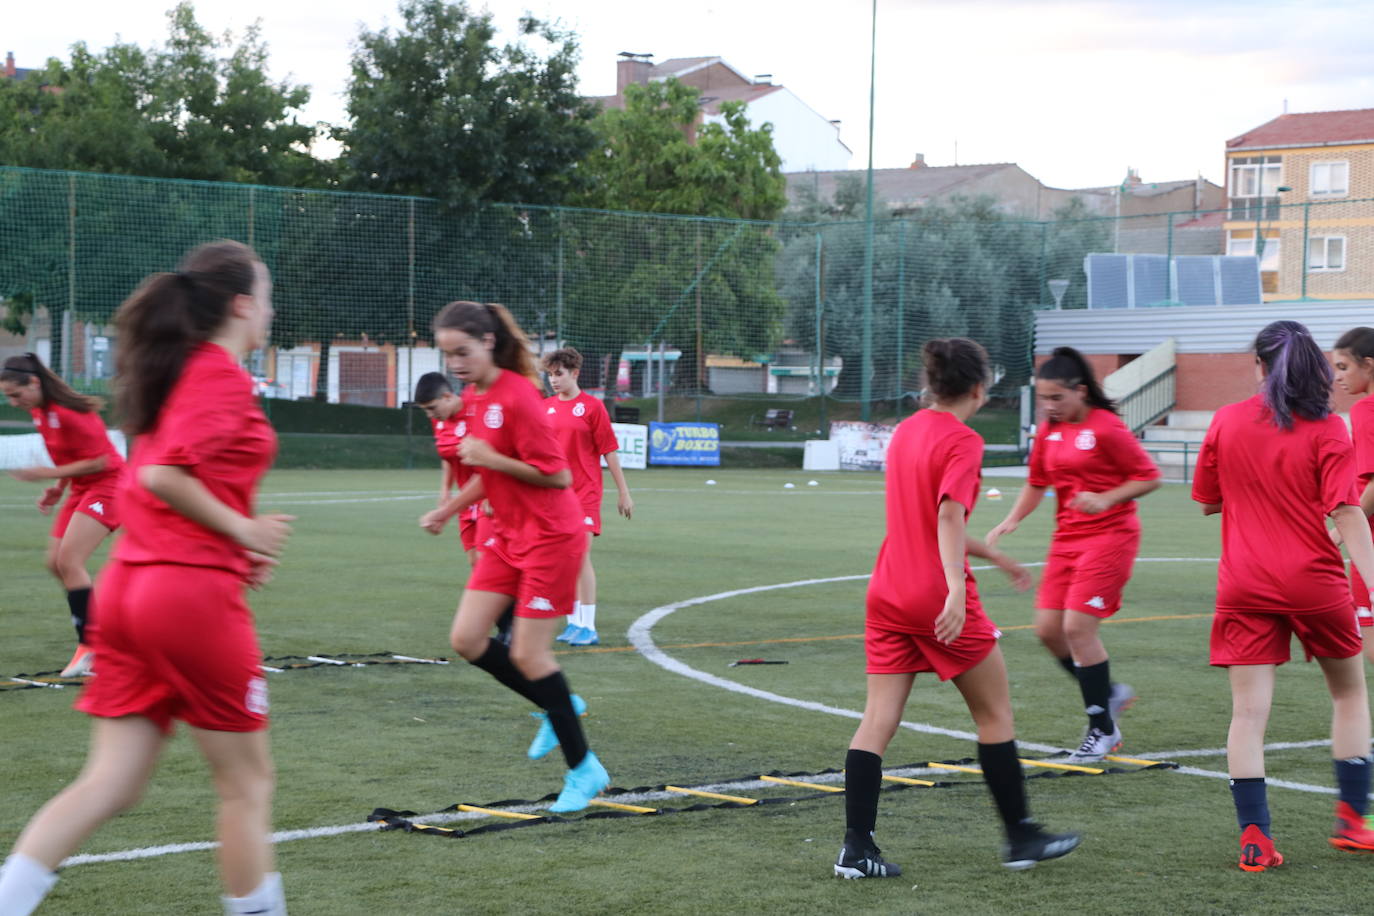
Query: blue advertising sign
648 422 721 466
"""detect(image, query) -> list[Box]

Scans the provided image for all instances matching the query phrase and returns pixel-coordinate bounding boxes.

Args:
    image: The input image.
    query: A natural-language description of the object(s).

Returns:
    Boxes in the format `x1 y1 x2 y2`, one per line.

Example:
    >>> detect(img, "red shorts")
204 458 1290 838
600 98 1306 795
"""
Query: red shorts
1350 563 1374 628
465 533 585 618
1036 529 1139 618
77 561 268 733
52 482 120 538
459 516 478 552
1209 606 1364 667
581 500 602 537
865 622 1000 680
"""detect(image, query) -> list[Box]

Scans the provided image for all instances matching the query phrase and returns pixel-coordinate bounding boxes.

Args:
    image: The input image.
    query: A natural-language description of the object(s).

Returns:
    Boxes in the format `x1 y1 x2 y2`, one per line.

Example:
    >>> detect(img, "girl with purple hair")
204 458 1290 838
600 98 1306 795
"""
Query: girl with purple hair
1193 319 1374 871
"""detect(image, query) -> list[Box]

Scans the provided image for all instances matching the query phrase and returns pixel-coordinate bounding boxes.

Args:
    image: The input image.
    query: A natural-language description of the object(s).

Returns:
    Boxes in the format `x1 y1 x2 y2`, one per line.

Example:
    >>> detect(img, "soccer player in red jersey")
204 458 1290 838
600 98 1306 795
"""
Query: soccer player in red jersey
835 338 1080 879
986 346 1160 761
2 353 126 677
543 347 633 647
1194 320 1374 871
1331 326 1374 663
0 241 293 915
418 301 608 813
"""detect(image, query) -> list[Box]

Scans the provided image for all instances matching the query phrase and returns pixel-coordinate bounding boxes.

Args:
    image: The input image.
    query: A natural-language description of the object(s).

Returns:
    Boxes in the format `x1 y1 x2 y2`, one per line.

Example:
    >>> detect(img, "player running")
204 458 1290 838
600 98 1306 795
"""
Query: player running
1330 326 1374 663
1194 320 1374 872
543 348 633 647
419 301 608 813
2 353 125 678
835 337 1081 879
986 346 1160 761
0 241 293 915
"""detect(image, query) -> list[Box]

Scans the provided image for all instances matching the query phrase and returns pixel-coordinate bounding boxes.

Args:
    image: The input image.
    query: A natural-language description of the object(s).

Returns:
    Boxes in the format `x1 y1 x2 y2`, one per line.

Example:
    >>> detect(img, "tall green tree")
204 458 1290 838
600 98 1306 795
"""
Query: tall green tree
340 0 597 208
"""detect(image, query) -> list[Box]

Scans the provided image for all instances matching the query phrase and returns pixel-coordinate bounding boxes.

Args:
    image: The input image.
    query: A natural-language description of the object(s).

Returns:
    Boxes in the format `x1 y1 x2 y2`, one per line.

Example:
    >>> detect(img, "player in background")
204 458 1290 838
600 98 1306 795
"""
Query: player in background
543 348 633 647
1194 320 1374 872
0 241 293 915
2 353 126 678
419 301 608 813
413 372 512 643
835 337 1080 880
1330 326 1374 663
986 347 1160 761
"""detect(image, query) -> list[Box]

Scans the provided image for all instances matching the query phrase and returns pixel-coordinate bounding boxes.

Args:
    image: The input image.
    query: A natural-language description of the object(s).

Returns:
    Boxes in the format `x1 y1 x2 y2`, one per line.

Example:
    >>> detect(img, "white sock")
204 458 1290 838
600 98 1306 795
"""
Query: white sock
570 601 582 629
222 871 286 916
0 853 59 916
582 604 597 632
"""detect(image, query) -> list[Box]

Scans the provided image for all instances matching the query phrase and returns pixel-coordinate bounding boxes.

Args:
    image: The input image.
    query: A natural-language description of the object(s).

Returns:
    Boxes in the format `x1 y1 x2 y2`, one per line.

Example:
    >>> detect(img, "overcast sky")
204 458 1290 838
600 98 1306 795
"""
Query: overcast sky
7 0 1373 189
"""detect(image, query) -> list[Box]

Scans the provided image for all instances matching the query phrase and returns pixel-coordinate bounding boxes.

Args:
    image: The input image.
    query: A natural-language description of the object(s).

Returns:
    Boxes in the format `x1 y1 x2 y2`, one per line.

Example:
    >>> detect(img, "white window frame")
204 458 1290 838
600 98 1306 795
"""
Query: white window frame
1308 235 1346 272
1230 159 1282 199
1228 233 1281 271
1309 161 1349 198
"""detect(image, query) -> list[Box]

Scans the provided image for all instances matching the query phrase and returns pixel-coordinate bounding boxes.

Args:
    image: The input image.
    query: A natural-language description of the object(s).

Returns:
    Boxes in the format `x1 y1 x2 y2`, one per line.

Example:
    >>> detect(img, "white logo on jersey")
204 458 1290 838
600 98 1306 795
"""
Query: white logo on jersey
484 403 504 429
526 596 554 612
245 677 269 716
483 537 497 548
1085 595 1106 610
48 411 61 429
1045 431 1062 441
573 402 586 417
584 516 595 526
547 406 556 414
456 420 466 437
1074 429 1097 451
89 501 105 516
436 421 444 431
32 415 41 427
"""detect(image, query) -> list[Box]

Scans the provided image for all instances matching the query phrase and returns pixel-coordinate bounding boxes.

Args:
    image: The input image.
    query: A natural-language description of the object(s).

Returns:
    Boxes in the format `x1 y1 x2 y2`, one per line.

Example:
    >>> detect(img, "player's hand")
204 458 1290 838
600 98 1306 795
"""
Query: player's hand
996 554 1033 592
419 509 447 535
458 437 499 468
8 466 50 484
480 499 493 518
618 492 634 520
1070 491 1112 514
244 552 279 590
934 588 967 645
36 485 63 515
235 514 294 557
985 518 1017 547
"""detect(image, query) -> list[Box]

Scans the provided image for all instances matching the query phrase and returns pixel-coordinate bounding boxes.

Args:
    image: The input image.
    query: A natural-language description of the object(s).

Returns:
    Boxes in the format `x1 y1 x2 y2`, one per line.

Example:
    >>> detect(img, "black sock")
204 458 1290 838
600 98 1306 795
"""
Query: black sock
470 638 540 706
1057 655 1078 680
1076 660 1114 732
494 603 515 643
526 670 588 769
66 587 92 643
844 749 883 841
978 740 1032 840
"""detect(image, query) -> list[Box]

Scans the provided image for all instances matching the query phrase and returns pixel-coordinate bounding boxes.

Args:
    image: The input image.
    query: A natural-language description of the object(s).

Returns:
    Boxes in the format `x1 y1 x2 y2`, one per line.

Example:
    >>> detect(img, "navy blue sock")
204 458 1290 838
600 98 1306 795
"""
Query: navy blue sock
1230 777 1270 837
1334 756 1372 817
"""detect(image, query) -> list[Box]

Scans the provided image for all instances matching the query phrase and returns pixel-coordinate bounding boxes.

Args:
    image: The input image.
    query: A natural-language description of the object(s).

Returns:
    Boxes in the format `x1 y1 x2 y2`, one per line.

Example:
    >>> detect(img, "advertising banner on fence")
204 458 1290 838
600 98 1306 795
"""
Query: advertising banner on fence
648 422 721 466
603 423 648 470
830 421 896 471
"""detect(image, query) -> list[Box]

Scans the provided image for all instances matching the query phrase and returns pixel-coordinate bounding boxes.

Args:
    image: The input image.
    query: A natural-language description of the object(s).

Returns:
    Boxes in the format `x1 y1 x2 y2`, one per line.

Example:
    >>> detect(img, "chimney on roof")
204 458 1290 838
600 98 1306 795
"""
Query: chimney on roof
1124 167 1141 187
5 52 15 79
910 153 926 169
616 52 653 93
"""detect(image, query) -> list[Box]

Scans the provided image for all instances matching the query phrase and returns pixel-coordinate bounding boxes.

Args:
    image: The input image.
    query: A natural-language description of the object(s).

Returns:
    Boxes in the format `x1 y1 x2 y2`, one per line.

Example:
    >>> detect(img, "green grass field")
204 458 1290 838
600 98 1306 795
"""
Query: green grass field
2 468 1371 914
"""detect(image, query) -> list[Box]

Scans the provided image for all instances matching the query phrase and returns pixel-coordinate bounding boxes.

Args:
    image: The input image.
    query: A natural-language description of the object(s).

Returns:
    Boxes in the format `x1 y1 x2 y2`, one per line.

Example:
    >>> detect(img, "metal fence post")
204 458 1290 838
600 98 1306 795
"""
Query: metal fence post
1301 201 1311 299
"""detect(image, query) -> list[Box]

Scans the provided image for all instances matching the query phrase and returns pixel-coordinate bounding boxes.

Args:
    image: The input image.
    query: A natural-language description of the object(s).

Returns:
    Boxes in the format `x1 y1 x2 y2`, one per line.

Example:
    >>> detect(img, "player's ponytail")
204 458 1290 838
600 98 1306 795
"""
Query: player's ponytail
433 300 541 387
1254 319 1331 430
922 337 990 402
1334 326 1374 363
0 352 103 413
114 240 259 435
1036 346 1116 413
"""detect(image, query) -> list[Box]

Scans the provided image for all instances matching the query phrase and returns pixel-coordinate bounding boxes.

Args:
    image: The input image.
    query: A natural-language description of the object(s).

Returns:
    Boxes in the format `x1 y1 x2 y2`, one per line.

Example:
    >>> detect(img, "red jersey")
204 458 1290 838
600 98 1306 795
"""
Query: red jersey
1192 394 1359 614
463 370 582 559
114 343 277 576
866 409 993 635
1028 407 1159 536
432 414 480 524
30 402 124 490
544 392 619 507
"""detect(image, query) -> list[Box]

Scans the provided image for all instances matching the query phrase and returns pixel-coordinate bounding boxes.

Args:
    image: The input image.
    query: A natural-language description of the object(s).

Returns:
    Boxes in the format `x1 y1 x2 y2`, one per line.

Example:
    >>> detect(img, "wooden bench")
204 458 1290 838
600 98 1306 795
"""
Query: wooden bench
751 408 794 430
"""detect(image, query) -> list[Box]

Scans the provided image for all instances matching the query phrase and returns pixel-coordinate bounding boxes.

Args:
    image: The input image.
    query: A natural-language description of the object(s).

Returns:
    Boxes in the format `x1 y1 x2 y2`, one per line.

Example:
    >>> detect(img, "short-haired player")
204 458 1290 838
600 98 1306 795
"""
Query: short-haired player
1330 326 1374 664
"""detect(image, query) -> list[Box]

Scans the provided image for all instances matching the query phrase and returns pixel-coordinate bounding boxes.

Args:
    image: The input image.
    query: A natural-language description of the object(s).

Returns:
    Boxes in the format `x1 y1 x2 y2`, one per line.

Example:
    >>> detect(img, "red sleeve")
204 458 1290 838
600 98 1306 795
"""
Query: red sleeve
1103 413 1160 481
1026 427 1049 487
509 384 569 477
60 407 114 459
1352 399 1374 483
937 430 983 512
141 365 252 468
1191 420 1222 505
588 400 619 456
1317 419 1361 515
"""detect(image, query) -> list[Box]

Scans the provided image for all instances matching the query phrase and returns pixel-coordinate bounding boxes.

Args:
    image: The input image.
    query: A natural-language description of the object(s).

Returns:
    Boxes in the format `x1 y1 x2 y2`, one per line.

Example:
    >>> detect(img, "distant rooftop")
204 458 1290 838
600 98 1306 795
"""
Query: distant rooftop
1228 108 1374 150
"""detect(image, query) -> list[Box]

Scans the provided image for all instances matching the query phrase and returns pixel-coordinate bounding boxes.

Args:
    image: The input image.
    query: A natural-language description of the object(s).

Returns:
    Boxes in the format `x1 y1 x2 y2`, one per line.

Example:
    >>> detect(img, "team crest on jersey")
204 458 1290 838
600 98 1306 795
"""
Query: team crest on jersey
547 406 556 414
484 403 504 429
455 420 466 437
1074 429 1096 451
48 411 61 429
245 677 269 716
573 402 586 417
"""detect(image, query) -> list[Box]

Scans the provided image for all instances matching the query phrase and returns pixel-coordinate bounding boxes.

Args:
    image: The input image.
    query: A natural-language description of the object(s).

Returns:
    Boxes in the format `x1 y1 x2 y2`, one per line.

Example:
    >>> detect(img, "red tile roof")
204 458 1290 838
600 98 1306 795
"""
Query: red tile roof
697 84 782 115
1227 109 1374 150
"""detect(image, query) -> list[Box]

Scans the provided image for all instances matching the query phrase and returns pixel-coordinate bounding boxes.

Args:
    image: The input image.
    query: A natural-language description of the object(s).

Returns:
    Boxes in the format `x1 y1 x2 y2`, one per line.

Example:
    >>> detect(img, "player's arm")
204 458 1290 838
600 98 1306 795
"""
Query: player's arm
967 535 1033 591
421 475 485 535
9 455 108 483
459 437 570 488
1199 502 1222 516
1334 504 1374 595
934 499 969 645
139 465 293 557
1070 477 1161 515
438 461 453 506
1361 478 1374 519
605 451 633 519
985 483 1047 546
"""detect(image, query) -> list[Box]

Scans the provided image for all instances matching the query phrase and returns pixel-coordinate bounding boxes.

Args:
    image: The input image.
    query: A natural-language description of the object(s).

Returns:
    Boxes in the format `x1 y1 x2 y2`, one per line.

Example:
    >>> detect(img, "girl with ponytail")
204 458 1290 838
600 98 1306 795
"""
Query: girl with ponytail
835 337 1079 879
1330 326 1374 662
0 240 294 916
2 354 124 678
1193 320 1374 870
418 300 610 814
986 345 1161 763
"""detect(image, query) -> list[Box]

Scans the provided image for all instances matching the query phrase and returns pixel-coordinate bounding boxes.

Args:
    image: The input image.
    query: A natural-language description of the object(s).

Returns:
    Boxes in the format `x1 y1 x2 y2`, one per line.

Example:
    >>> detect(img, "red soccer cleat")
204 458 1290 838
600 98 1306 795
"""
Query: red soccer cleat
1238 824 1283 872
1330 801 1374 853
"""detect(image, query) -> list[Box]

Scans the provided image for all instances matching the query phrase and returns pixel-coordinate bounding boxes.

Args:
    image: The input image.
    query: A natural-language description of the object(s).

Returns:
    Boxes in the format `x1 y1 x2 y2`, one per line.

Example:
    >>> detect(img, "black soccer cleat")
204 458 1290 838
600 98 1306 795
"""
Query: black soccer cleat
834 837 902 879
1001 825 1082 870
